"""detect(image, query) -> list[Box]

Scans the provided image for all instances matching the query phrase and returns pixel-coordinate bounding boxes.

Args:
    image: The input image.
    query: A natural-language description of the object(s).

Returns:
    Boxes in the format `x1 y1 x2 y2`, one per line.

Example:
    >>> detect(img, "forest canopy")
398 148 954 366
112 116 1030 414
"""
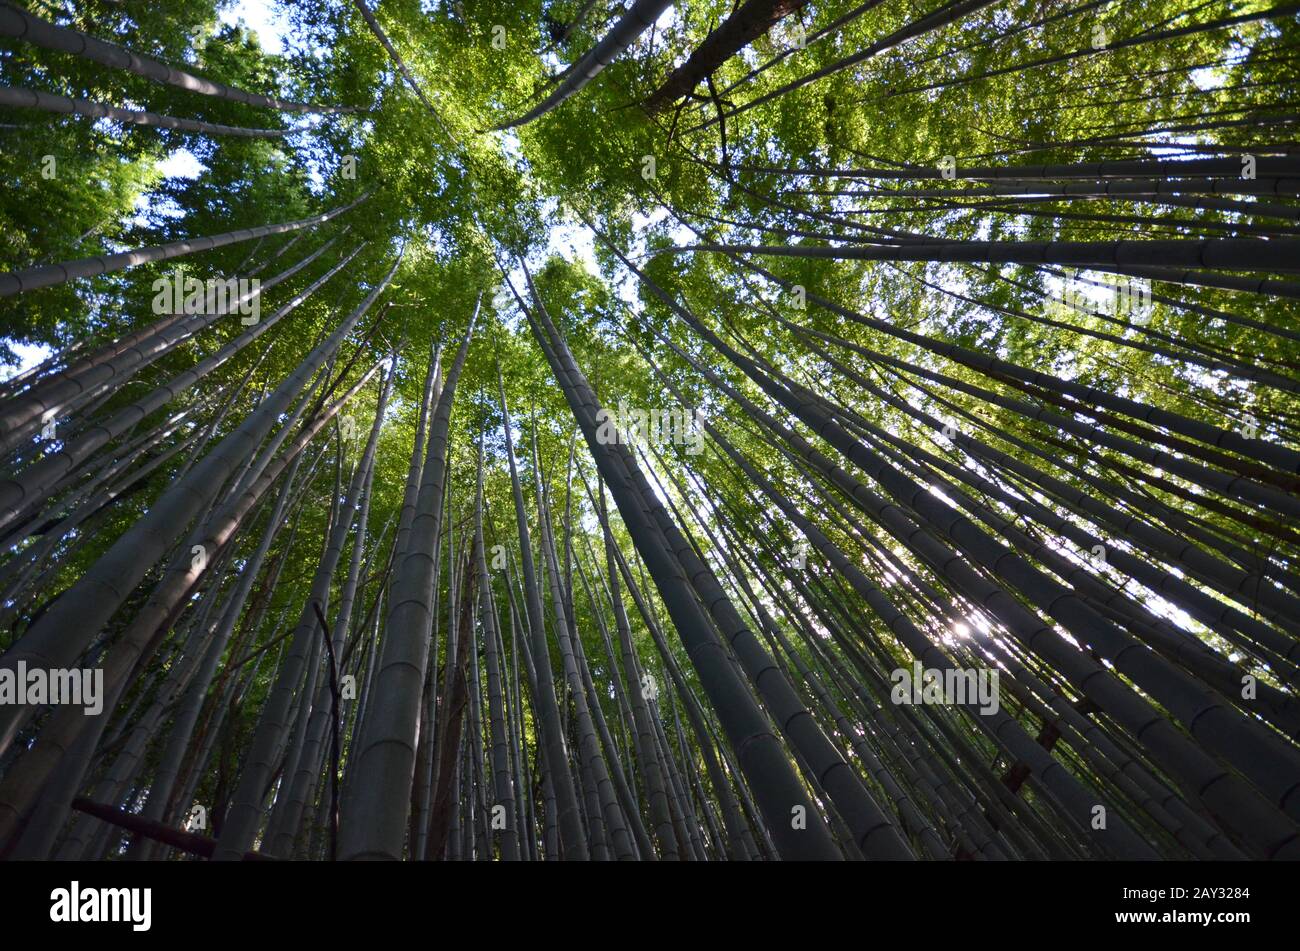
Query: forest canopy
0 0 1297 863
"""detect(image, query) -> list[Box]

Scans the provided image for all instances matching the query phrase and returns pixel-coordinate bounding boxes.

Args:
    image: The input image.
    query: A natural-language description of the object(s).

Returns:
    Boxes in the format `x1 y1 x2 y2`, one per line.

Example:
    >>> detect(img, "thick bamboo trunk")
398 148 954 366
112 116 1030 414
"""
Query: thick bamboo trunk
0 5 360 113
214 352 396 860
0 244 362 530
517 268 853 860
266 365 394 856
0 191 368 298
0 252 400 758
0 235 341 455
0 84 287 137
339 301 479 860
644 1 811 110
0 360 382 855
493 0 674 129
491 363 590 859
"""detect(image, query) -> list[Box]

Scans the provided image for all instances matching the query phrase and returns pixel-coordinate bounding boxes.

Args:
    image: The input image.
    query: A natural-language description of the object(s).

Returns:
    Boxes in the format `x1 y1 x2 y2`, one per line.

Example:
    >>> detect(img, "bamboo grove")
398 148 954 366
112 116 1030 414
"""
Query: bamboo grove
0 0 1296 862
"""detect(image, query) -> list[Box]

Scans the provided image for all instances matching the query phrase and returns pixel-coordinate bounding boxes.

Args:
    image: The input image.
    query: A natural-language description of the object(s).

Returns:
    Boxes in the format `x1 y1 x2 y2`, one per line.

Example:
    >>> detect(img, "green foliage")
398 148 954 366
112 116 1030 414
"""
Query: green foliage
1 0 1298 861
